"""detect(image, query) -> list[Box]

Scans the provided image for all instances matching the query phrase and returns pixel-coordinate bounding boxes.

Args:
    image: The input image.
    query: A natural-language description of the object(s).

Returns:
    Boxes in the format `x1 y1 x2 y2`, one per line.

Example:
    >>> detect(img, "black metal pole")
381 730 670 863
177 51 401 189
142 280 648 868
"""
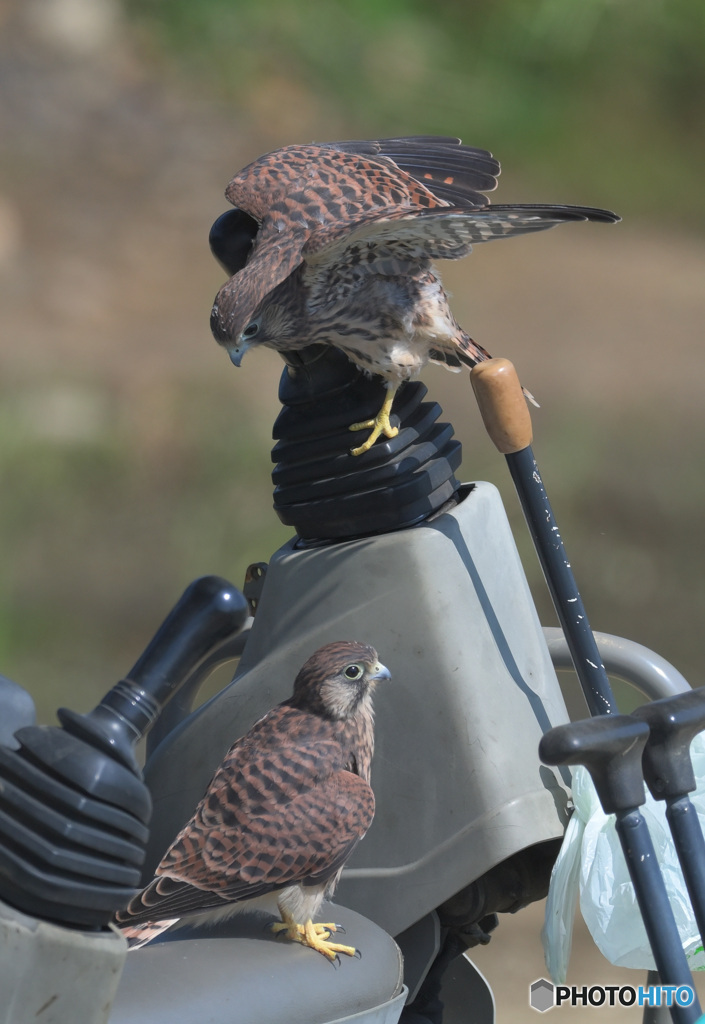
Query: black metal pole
665 798 705 944
616 807 701 1024
505 446 616 716
471 358 617 717
473 358 702 1019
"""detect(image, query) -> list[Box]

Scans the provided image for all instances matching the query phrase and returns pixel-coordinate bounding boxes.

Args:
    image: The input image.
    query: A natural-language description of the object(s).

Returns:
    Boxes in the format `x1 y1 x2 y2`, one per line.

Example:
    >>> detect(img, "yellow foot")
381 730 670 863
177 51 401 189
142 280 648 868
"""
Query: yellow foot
270 915 357 960
301 918 358 960
270 919 334 940
349 385 399 456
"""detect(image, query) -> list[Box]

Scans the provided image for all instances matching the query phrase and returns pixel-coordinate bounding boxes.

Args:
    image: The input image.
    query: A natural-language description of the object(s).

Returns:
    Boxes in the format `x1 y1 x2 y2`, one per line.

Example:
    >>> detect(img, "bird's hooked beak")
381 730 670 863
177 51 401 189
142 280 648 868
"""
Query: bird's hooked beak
226 341 253 367
369 662 391 684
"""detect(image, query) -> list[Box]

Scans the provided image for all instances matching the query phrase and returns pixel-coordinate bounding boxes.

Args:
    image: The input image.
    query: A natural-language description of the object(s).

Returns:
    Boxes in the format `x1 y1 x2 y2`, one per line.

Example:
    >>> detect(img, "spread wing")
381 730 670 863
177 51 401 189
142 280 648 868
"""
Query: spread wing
116 732 374 927
225 136 499 223
212 136 619 341
319 136 500 206
303 203 621 270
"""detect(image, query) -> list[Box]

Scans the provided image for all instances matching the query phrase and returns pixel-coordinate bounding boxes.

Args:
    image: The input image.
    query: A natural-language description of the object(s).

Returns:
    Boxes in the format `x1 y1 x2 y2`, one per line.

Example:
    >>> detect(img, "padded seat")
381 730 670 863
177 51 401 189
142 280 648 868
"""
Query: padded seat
110 904 406 1024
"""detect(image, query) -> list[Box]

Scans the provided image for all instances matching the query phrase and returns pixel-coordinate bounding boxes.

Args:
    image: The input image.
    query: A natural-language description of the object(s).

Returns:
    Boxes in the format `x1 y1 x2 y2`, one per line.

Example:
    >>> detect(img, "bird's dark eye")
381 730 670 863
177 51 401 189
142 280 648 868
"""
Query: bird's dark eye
344 664 364 681
242 321 259 339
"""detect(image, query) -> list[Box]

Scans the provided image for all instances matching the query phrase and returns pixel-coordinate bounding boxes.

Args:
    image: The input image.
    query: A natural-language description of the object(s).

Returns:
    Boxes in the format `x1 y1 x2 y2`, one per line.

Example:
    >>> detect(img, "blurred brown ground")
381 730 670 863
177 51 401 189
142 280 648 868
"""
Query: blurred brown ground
2 4 705 1020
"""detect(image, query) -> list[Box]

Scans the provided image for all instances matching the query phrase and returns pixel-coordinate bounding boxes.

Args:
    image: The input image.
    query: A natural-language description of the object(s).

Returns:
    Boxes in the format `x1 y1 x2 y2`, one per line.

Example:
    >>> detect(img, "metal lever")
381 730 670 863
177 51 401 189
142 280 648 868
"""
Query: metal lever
0 576 247 927
471 358 617 716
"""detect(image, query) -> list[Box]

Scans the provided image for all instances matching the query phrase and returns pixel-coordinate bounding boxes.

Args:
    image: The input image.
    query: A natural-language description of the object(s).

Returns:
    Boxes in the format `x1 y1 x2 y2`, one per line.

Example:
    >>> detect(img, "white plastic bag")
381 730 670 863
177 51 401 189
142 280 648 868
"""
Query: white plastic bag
543 734 705 983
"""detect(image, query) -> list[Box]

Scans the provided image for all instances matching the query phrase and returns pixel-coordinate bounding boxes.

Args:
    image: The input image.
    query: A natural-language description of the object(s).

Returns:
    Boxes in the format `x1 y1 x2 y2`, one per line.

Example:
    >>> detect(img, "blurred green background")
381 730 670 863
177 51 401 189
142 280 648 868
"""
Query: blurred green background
2 1 705 1017
1 0 704 726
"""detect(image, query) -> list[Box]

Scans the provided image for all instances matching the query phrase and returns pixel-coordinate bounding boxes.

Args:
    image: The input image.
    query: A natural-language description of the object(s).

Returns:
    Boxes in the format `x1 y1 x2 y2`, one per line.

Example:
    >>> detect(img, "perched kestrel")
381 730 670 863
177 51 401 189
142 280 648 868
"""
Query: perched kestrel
116 641 389 960
210 136 619 454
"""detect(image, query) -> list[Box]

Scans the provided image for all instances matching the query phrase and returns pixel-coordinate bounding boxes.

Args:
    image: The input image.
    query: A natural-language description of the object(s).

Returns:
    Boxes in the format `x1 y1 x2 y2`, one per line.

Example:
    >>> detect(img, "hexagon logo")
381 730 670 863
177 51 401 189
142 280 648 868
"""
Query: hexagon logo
530 978 555 1012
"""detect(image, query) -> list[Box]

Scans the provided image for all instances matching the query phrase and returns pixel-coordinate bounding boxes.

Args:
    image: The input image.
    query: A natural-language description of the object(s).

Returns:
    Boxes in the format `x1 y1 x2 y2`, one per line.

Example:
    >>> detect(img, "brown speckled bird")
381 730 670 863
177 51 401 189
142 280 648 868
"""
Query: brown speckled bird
116 642 389 960
210 136 619 454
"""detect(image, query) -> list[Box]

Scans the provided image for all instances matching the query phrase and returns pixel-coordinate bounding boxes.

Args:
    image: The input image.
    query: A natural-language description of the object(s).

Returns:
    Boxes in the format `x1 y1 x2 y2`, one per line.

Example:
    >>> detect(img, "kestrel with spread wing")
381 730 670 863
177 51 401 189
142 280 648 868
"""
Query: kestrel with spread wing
210 136 619 454
115 641 389 960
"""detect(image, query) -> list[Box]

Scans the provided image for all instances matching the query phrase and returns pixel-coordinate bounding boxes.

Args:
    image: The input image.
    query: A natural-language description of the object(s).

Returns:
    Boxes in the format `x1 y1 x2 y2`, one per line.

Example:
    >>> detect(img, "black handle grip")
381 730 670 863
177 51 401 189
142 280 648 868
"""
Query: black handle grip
542 712 703 1017
539 715 649 814
632 687 705 799
57 576 248 770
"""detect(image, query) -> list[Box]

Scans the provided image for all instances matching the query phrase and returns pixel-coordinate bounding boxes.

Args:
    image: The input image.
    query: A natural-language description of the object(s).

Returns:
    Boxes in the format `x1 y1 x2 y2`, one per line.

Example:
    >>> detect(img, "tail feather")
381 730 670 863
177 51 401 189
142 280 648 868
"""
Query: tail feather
455 333 493 369
119 917 181 950
427 330 492 373
453 332 540 407
427 347 463 371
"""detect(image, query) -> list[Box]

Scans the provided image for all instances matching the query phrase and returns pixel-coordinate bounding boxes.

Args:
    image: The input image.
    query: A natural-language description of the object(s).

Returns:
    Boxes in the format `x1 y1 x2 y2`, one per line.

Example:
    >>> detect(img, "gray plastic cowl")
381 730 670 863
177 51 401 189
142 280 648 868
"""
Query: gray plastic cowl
143 481 571 938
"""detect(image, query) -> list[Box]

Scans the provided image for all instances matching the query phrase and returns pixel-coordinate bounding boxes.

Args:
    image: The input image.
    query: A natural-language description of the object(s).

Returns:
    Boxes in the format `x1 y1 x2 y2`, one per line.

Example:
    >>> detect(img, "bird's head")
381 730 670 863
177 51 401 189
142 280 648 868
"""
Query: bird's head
210 230 306 365
292 641 390 721
218 301 300 367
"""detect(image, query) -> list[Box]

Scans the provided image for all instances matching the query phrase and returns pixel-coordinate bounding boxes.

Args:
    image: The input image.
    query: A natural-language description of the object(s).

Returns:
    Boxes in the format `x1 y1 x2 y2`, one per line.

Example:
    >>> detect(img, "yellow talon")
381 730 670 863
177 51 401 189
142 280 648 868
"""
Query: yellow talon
270 919 333 941
349 385 399 455
271 911 358 959
303 918 357 960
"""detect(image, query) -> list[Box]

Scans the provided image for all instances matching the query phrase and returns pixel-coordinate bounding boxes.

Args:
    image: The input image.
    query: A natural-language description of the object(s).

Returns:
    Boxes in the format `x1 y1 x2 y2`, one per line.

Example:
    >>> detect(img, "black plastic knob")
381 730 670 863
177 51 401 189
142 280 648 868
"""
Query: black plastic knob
62 575 248 770
539 715 650 814
632 687 705 799
209 208 259 275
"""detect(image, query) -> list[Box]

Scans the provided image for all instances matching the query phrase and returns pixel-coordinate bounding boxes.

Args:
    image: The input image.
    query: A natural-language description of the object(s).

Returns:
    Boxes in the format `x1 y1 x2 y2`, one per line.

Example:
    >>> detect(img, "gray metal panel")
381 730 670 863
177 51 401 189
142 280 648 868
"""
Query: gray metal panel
143 482 571 937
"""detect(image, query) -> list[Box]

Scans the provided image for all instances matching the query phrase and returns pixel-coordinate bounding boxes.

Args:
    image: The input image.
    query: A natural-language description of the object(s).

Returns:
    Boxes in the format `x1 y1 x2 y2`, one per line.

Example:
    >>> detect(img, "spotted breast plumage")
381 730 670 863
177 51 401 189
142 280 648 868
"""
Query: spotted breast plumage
116 641 390 960
210 136 620 454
